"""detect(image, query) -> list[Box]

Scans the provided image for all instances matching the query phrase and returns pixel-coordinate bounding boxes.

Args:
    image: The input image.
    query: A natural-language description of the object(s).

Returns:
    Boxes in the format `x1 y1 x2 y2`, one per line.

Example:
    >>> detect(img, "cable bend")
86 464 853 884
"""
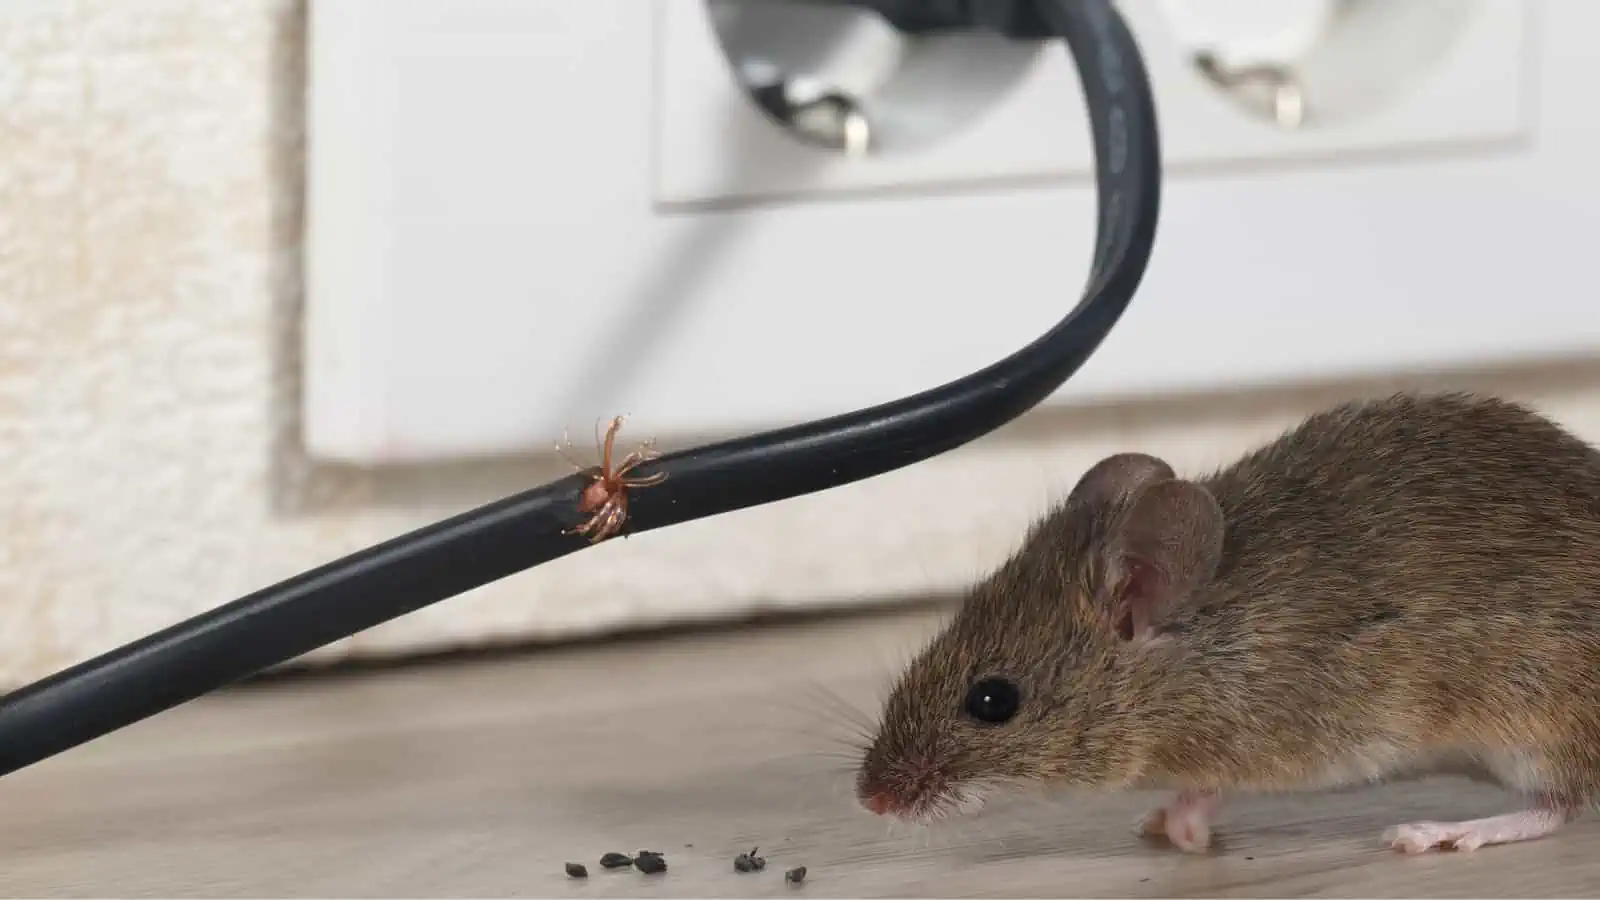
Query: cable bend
0 0 1162 778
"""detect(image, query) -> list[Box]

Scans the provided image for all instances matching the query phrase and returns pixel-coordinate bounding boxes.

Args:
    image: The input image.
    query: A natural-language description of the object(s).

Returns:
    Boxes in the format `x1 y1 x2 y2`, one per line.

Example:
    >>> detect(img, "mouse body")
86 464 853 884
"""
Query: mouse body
857 392 1600 854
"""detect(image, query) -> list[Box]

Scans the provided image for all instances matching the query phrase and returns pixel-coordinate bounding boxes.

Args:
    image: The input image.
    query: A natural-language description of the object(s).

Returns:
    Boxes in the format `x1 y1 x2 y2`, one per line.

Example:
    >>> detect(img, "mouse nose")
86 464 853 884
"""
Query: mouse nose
863 792 895 816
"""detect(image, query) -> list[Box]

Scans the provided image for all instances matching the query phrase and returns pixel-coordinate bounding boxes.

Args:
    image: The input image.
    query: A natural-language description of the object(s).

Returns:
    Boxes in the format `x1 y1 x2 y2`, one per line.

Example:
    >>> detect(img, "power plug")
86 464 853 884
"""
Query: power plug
782 0 1054 39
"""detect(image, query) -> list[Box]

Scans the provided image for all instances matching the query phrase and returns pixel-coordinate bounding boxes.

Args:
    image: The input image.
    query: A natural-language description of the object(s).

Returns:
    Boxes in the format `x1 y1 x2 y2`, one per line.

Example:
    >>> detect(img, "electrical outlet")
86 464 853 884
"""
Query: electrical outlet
655 0 1528 206
305 0 1573 466
653 0 1088 205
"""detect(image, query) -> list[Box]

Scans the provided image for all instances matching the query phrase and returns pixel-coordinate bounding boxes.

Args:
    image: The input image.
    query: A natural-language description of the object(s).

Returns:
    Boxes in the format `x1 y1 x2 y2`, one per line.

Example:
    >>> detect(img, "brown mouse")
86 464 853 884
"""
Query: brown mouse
856 391 1600 855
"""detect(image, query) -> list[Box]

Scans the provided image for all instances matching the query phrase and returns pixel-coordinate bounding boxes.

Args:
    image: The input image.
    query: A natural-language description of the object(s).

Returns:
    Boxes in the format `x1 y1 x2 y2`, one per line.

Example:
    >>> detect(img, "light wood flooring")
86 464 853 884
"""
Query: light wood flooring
1 605 1596 897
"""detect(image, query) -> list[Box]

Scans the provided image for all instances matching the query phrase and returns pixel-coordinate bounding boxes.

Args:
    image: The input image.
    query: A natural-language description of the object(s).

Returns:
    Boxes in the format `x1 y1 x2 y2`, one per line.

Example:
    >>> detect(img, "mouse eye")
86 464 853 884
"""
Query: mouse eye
963 677 1020 725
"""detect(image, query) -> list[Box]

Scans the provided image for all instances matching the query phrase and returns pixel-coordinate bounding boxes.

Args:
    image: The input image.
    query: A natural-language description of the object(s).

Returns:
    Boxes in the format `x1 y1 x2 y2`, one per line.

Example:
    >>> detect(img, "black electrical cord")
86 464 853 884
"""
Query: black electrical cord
0 0 1161 778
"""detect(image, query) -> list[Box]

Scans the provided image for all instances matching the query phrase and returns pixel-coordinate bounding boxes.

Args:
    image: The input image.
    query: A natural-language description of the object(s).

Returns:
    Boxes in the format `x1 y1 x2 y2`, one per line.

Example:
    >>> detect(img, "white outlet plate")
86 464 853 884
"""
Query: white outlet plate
654 3 1087 206
304 0 1584 466
655 0 1529 205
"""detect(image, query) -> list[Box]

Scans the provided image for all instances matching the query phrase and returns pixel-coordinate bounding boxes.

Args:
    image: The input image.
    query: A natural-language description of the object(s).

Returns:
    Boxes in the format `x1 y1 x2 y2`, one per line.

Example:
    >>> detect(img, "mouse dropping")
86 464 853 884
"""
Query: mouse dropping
733 847 767 872
633 851 667 874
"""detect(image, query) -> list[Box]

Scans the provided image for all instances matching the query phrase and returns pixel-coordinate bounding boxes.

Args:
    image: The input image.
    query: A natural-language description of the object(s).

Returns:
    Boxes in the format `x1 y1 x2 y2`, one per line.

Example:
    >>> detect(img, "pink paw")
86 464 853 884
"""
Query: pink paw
1385 822 1478 854
1384 806 1572 855
1137 795 1217 853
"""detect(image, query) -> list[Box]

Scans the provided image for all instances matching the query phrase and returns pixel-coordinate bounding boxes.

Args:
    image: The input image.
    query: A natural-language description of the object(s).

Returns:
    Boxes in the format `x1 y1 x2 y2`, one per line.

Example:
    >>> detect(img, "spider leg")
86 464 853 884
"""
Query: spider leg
591 501 625 543
613 444 661 478
613 495 634 537
599 416 625 477
555 430 589 473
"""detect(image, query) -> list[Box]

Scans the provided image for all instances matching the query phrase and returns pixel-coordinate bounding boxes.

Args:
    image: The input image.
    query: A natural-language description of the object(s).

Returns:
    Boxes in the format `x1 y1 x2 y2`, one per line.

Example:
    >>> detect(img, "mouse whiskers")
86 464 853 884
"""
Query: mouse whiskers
761 679 879 775
793 680 880 737
933 778 1010 820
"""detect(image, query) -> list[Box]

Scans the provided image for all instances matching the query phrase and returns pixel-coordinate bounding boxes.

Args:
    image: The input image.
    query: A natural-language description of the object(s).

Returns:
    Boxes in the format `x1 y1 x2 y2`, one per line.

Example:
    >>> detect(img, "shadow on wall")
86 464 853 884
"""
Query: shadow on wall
267 0 827 514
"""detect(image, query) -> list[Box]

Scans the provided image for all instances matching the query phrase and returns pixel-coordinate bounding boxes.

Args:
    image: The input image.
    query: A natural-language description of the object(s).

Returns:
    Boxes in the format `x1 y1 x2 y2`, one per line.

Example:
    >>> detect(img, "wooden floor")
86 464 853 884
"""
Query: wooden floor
3 605 1599 898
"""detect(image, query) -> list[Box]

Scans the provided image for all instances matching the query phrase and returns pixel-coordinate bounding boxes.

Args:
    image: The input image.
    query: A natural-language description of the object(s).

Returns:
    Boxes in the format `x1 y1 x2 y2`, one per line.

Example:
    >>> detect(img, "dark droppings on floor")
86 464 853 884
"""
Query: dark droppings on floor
577 843 810 884
634 852 667 874
734 847 767 873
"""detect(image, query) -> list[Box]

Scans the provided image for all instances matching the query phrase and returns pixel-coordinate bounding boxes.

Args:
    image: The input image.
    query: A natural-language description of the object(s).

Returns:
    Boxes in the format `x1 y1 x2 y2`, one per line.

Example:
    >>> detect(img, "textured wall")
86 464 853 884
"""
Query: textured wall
5 0 1600 692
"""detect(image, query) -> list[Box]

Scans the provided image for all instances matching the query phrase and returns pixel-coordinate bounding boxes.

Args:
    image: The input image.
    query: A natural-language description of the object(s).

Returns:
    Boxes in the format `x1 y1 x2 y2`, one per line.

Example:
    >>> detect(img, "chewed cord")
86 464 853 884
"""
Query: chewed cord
0 0 1162 777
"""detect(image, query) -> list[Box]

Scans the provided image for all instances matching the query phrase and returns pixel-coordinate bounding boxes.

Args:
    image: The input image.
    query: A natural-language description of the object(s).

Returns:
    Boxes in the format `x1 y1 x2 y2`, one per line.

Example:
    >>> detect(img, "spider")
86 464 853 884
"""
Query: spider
557 415 667 543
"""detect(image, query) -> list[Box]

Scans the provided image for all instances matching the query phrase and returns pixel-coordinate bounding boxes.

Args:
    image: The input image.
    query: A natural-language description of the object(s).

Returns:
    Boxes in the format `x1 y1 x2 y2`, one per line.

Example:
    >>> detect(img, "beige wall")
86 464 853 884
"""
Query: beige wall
5 0 1600 691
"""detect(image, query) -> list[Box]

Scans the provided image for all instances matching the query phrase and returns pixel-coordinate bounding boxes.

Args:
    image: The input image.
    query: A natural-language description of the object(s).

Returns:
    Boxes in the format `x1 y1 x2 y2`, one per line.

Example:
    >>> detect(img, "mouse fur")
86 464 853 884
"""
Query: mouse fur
857 391 1600 853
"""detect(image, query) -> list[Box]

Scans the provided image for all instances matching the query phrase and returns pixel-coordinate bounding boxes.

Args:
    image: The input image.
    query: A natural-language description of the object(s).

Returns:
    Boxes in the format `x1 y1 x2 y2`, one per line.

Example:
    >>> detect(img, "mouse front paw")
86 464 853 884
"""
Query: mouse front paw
1136 790 1221 853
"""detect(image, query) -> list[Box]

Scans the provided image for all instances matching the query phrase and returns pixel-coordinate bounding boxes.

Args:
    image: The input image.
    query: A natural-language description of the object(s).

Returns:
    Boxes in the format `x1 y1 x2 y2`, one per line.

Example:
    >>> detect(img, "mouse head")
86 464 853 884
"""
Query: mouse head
856 453 1223 822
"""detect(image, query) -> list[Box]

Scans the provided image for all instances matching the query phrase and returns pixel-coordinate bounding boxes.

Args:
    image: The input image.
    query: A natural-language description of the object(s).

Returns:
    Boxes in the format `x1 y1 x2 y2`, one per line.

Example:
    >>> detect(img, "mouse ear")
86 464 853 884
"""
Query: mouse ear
1065 453 1176 517
1105 479 1223 644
